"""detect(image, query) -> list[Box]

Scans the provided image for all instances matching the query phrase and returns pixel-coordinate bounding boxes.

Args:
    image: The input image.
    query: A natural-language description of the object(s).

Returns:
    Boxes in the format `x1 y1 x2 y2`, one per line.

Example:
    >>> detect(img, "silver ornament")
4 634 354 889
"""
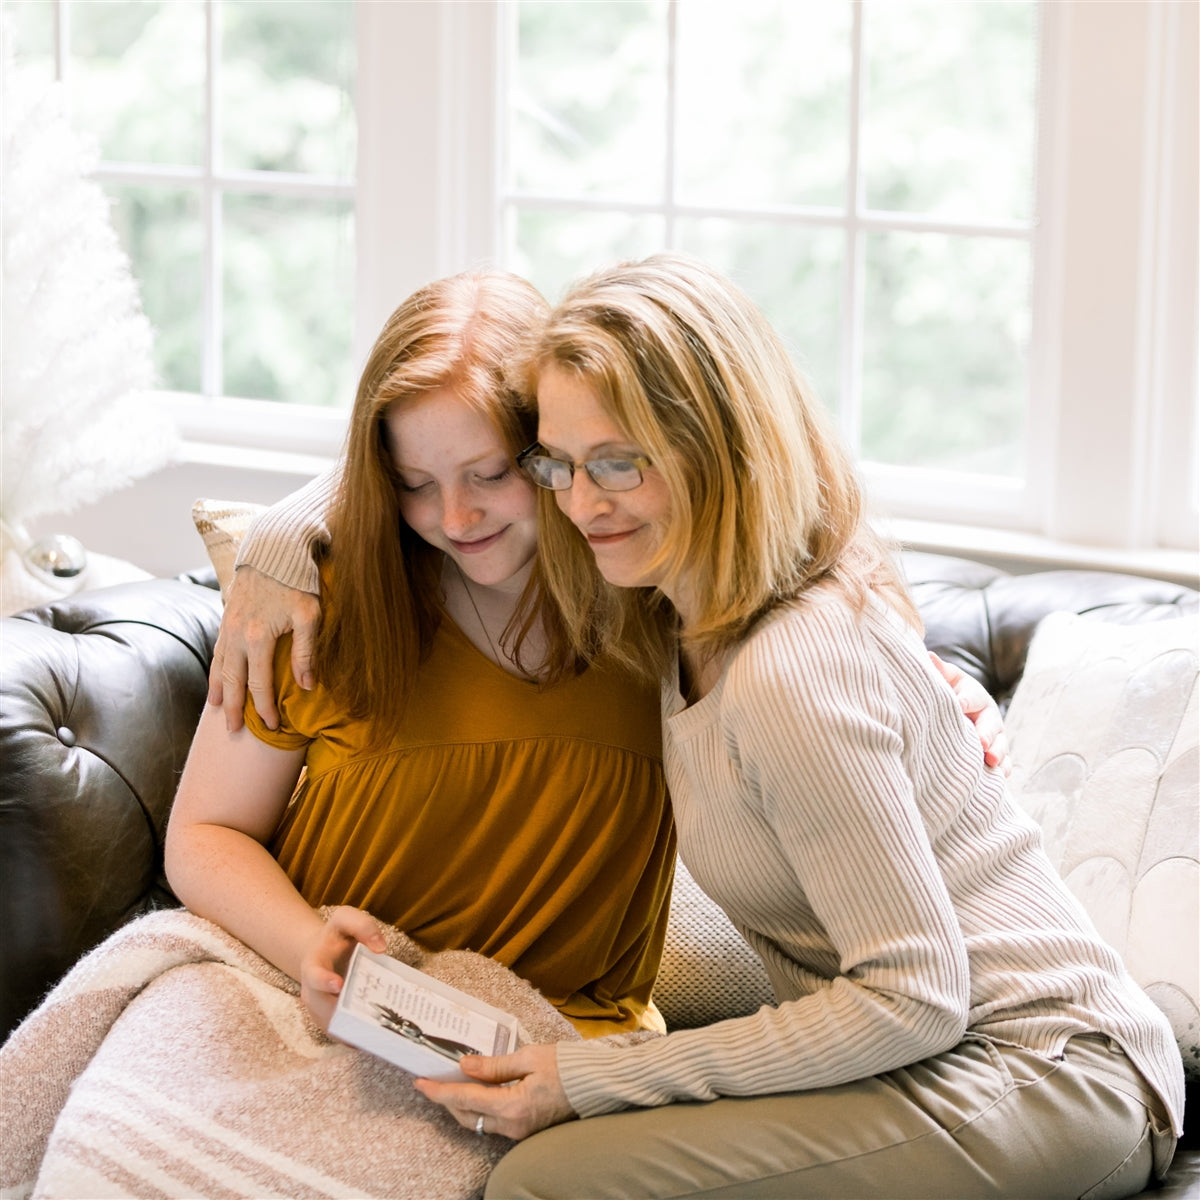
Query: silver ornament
24 533 88 578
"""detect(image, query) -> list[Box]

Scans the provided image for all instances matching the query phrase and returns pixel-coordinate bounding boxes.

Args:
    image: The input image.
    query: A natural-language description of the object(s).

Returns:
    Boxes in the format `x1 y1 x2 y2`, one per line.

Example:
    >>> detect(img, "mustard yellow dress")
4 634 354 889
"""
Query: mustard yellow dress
244 617 675 1037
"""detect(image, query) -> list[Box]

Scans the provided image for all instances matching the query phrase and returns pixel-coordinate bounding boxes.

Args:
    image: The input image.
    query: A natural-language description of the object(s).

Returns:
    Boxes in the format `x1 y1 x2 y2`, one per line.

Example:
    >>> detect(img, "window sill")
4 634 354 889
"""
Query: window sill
882 517 1199 588
161 391 348 462
178 439 335 480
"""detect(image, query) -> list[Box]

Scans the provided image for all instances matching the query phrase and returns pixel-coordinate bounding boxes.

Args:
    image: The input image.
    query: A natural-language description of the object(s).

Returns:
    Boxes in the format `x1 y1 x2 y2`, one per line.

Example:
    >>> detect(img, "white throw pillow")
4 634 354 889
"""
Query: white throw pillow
1005 611 1199 1080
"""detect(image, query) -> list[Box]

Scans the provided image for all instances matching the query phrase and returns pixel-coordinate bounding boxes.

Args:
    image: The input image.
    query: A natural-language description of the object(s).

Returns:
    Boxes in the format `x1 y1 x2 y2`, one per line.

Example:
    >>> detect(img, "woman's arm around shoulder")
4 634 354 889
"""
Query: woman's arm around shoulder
209 469 338 732
928 652 1010 774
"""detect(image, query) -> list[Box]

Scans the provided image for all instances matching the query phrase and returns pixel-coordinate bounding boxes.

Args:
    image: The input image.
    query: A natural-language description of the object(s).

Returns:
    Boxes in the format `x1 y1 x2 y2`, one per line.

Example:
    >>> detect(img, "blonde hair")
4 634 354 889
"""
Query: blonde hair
316 270 571 729
523 253 918 679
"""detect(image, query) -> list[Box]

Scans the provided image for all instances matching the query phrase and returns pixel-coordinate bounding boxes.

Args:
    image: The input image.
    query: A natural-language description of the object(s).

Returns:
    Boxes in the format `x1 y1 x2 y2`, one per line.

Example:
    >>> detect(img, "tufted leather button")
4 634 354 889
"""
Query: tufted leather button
56 726 76 747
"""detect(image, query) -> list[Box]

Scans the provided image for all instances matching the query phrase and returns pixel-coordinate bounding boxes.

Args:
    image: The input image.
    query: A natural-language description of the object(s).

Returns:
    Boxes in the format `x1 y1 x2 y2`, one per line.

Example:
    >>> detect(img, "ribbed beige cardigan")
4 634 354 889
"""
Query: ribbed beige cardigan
556 590 1185 1148
235 468 337 593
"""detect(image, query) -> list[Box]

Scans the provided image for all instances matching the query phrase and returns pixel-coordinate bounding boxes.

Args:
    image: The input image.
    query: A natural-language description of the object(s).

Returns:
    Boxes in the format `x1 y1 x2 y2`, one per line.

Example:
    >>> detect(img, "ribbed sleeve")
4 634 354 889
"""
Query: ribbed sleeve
556 591 1185 1134
234 469 339 594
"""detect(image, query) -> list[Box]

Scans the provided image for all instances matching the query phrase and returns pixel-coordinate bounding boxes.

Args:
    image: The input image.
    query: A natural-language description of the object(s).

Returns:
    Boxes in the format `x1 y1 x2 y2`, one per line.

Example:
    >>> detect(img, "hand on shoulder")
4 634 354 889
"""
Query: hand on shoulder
208 565 322 732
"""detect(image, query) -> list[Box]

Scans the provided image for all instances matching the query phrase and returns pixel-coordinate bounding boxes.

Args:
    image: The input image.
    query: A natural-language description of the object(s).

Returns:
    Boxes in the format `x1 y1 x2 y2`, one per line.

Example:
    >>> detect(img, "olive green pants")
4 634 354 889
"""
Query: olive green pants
485 1035 1173 1200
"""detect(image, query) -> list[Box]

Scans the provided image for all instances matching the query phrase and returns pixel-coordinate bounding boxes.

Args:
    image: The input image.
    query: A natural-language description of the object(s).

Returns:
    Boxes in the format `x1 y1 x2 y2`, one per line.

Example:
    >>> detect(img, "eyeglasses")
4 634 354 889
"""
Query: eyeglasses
517 443 651 493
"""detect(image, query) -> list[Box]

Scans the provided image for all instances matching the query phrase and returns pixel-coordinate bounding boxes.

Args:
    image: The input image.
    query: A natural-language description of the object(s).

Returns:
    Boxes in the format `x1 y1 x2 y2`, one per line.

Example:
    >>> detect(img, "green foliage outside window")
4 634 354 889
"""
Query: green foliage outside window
509 0 1036 478
5 0 1037 471
3 0 355 407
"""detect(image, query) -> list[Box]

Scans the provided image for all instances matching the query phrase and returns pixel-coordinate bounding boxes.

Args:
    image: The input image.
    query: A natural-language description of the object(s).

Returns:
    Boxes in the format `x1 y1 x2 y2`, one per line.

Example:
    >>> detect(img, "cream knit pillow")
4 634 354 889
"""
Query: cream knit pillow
1005 611 1199 1079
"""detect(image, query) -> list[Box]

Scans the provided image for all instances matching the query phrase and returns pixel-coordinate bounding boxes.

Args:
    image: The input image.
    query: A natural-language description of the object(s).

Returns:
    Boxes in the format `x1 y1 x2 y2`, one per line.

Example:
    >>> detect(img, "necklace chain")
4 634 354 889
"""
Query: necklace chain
456 563 501 664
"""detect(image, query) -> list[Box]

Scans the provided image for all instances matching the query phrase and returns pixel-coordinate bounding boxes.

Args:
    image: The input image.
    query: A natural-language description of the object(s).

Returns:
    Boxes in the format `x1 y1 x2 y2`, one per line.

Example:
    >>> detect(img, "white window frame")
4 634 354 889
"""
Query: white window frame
494 1 1036 533
40 0 1199 563
1027 0 1198 557
37 0 357 459
361 0 1195 562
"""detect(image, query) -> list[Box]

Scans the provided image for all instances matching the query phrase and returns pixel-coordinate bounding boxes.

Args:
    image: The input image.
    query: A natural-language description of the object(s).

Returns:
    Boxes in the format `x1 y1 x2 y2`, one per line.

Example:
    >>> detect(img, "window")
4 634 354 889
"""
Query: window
501 0 1038 510
6 0 1197 560
3 0 356 447
366 0 1196 559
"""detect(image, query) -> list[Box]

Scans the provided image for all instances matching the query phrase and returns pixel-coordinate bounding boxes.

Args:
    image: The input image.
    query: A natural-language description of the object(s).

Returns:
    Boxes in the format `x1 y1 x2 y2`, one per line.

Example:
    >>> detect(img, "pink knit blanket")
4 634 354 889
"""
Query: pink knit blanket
0 910 582 1199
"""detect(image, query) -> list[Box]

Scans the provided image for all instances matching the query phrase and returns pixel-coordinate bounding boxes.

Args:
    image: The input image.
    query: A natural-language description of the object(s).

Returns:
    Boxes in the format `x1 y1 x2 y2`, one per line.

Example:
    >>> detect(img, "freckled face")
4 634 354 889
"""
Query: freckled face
388 387 538 590
535 363 672 592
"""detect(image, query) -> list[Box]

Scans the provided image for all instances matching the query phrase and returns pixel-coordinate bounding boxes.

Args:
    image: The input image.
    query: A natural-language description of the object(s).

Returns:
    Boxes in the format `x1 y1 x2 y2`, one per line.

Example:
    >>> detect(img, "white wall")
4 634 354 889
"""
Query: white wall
26 452 328 580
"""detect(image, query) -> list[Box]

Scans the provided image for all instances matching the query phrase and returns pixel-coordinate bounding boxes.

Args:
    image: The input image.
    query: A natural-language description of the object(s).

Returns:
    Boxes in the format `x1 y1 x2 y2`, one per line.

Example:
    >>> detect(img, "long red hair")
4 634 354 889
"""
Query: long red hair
314 271 571 731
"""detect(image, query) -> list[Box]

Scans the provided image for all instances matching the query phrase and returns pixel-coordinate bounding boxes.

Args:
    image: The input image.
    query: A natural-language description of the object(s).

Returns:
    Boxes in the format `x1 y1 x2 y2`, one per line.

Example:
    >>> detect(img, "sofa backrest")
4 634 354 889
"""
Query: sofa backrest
0 579 221 1036
902 551 1197 707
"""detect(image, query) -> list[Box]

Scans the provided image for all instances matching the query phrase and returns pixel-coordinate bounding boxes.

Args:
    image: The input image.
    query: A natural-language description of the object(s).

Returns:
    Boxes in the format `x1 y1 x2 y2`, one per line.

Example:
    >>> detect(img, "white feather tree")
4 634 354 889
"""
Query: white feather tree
1 24 178 611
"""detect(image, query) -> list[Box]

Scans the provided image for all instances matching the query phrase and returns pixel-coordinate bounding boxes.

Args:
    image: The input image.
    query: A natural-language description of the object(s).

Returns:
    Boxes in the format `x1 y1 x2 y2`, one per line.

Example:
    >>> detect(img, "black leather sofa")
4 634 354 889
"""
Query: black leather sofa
1 552 1196 1192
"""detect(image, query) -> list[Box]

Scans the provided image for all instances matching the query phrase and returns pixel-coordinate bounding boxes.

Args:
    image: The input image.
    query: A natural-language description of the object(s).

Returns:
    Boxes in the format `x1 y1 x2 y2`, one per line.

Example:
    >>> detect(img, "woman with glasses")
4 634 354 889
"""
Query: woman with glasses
413 254 1184 1200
